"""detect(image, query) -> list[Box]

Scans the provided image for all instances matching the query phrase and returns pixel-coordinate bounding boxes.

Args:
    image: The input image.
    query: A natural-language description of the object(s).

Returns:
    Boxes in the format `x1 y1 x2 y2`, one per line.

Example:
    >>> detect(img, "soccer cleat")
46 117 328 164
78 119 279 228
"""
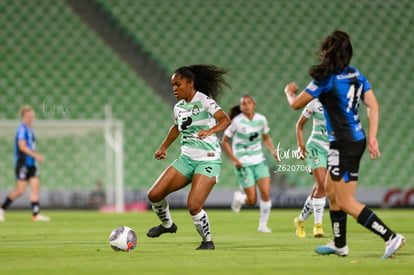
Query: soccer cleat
231 191 243 213
381 233 405 259
32 214 51 222
293 217 306 238
313 223 324 238
196 241 215 250
146 223 177 238
315 241 349 257
0 208 4 222
258 224 272 233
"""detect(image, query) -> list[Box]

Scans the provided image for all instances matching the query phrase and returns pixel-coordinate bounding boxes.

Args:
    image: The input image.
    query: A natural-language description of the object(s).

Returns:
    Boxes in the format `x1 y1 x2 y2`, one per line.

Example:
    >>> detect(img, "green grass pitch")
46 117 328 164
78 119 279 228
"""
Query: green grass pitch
0 208 412 274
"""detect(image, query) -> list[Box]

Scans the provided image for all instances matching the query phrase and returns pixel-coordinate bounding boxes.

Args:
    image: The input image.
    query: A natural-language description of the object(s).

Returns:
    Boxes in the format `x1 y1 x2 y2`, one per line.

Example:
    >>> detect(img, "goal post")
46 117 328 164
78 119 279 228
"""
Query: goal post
0 118 125 212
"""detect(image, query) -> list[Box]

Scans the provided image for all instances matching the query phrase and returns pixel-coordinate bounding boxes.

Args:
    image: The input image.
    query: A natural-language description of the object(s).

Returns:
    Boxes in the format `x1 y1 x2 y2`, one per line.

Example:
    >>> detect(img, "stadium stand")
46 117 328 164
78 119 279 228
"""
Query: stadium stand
1 0 413 201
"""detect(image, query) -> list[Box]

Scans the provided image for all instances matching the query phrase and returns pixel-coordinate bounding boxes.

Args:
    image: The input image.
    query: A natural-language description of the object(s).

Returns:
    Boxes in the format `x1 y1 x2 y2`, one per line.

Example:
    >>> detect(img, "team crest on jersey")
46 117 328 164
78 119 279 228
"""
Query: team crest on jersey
192 105 200 115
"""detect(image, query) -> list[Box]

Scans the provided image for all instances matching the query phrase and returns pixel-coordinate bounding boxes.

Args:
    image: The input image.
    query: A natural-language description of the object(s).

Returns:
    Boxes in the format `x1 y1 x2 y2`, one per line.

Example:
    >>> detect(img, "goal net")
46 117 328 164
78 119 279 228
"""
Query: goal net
0 118 125 212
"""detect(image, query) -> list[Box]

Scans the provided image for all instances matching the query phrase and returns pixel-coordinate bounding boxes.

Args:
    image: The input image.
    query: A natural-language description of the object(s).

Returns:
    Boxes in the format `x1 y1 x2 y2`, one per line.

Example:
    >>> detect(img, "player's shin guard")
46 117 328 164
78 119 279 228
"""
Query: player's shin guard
31 201 40 216
357 206 394 241
151 199 173 228
1 197 13 210
312 197 326 224
299 196 313 221
330 210 347 248
259 200 272 225
192 209 212 242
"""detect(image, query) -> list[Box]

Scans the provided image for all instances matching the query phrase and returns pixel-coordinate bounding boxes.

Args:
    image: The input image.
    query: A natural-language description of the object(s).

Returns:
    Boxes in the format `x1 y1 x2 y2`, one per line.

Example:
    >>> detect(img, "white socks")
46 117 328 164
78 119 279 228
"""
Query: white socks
192 209 211 242
312 197 326 224
259 200 272 226
299 195 313 221
151 199 173 228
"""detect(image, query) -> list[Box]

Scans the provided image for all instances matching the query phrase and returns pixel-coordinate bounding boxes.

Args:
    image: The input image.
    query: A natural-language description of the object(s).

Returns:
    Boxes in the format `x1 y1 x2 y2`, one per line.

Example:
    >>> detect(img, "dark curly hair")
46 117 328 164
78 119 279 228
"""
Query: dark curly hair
173 65 230 102
309 30 353 81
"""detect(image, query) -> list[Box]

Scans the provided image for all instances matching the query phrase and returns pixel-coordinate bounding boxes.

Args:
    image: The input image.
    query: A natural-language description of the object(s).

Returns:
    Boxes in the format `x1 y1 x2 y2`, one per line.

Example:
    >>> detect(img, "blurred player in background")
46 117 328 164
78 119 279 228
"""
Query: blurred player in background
221 95 279 233
284 30 405 259
0 105 50 222
146 65 231 250
293 98 328 238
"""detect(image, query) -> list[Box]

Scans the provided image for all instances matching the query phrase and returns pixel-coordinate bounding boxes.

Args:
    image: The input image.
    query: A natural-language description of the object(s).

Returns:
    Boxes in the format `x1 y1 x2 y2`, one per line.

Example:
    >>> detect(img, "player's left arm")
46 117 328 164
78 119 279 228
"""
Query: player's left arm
198 110 231 139
284 82 314 110
362 89 381 159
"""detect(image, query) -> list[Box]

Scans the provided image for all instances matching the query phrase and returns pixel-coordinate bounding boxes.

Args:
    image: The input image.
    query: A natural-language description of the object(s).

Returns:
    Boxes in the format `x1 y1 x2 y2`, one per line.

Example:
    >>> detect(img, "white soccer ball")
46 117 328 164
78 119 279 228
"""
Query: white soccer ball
109 226 137 252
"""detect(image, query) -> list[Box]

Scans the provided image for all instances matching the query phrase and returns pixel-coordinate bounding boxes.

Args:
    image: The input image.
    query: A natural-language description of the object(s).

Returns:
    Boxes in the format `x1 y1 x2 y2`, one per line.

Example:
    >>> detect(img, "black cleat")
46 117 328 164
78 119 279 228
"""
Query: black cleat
146 223 177 238
196 241 215 250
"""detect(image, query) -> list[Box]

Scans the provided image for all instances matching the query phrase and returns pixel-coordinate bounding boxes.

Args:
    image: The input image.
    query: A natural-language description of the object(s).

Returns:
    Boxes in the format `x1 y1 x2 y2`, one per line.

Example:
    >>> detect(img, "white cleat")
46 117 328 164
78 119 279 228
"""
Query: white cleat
32 214 51 222
231 191 243 213
258 224 272 233
381 233 405 259
315 241 349 256
0 208 4 222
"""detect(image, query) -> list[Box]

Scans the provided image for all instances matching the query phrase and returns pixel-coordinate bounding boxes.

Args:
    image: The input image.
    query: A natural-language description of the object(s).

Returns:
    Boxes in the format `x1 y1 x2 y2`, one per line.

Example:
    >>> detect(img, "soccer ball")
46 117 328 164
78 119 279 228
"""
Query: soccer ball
109 226 137 252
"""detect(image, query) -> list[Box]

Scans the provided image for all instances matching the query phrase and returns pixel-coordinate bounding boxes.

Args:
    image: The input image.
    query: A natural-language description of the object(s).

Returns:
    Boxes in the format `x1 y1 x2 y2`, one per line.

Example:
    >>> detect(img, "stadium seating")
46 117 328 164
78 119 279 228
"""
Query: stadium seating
1 0 413 192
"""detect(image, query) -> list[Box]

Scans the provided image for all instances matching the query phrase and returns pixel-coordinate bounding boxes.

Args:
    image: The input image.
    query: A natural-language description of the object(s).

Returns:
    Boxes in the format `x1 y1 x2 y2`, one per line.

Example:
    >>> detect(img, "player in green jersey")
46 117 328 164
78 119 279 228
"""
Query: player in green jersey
293 99 328 238
146 65 231 250
222 95 279 233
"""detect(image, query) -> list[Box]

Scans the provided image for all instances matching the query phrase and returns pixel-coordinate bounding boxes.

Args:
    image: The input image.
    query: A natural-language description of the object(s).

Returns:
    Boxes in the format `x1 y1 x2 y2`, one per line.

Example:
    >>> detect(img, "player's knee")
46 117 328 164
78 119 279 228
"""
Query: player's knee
245 196 256 206
187 202 202 216
147 189 162 203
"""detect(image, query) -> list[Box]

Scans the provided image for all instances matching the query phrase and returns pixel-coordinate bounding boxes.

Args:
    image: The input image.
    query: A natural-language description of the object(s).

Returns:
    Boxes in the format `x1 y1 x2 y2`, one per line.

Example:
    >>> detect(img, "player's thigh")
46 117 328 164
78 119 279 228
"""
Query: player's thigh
147 166 190 202
234 166 255 189
253 162 271 200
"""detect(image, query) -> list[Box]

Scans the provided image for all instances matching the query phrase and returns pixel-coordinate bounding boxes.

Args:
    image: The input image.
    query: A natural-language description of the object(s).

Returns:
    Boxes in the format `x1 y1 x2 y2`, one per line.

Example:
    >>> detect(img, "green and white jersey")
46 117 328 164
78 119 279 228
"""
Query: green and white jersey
174 91 222 161
224 112 269 166
302 99 329 152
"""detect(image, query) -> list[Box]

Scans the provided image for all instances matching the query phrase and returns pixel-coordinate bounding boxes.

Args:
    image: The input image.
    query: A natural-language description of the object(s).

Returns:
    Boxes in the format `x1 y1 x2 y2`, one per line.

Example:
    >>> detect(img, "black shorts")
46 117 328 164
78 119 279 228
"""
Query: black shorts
15 166 39 180
327 139 366 182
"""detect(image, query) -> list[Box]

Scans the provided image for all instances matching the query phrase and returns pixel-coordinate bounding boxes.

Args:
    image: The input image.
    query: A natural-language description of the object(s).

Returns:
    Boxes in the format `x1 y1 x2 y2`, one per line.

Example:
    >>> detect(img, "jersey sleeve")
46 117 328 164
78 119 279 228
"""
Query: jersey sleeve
224 121 236 138
204 97 221 115
361 75 372 93
173 108 178 125
16 125 26 141
262 116 270 134
301 100 315 119
304 78 331 98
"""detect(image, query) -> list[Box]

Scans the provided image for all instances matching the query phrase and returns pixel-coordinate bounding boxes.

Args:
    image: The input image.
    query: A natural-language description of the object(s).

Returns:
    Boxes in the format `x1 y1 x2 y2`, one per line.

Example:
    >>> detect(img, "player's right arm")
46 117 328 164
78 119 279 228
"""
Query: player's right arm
221 135 243 169
154 124 180 160
284 82 315 110
18 140 44 163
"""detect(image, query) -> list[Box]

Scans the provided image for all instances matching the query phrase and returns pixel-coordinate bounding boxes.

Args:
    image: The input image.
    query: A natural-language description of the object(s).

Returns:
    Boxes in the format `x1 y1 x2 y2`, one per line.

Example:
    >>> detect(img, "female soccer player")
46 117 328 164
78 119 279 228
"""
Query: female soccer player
221 95 279 233
0 105 50 222
146 65 231 250
293 98 328 238
284 30 405 259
